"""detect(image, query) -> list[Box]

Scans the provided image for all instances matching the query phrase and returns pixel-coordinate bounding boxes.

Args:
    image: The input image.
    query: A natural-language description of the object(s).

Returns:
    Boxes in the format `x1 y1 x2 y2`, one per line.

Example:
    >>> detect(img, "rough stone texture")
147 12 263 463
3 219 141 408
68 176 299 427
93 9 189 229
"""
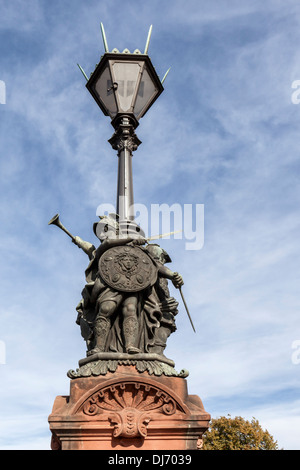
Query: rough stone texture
48 365 210 450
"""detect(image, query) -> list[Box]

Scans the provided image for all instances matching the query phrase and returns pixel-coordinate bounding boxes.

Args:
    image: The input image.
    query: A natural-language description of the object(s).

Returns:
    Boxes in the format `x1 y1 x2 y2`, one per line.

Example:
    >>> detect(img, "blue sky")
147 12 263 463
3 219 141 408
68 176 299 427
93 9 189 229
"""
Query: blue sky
1 0 300 450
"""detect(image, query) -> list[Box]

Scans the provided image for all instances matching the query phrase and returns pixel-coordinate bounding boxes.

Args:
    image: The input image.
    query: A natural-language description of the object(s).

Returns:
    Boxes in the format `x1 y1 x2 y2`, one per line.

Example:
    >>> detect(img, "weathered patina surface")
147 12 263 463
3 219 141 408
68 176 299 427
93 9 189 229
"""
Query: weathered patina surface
73 214 184 365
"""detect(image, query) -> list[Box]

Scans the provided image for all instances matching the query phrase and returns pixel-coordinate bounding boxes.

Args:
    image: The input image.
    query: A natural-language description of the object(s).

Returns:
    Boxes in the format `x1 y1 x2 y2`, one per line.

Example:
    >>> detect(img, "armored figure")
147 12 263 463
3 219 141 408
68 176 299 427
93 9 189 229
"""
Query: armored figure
73 214 183 356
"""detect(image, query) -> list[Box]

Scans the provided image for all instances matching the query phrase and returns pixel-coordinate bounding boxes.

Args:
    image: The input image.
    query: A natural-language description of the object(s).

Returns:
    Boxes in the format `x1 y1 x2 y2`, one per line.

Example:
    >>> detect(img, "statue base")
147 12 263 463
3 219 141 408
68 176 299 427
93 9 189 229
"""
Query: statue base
48 364 210 450
67 352 189 379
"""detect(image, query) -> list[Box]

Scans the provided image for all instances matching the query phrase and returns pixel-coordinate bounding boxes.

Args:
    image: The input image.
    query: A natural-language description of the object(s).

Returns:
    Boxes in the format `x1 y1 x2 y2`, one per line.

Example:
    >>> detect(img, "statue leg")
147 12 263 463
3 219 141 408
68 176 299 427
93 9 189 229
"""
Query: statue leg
122 295 141 354
93 300 119 353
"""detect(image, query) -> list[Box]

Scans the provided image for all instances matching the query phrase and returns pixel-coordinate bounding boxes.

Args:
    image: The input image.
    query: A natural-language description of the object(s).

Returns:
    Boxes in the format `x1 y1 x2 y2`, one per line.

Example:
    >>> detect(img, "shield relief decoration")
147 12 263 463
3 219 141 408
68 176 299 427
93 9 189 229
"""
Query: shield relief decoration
98 245 157 292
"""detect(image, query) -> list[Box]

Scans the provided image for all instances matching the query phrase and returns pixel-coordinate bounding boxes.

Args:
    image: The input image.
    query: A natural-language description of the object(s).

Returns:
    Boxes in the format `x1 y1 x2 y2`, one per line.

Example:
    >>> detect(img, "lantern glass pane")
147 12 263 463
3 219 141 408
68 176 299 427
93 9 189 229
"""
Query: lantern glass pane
112 62 141 112
94 64 118 117
134 66 158 118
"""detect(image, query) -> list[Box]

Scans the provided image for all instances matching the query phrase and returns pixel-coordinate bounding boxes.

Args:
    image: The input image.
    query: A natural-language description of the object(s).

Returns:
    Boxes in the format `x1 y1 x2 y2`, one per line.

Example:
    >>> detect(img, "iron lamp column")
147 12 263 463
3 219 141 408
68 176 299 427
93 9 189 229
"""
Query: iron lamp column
84 25 165 225
108 115 141 221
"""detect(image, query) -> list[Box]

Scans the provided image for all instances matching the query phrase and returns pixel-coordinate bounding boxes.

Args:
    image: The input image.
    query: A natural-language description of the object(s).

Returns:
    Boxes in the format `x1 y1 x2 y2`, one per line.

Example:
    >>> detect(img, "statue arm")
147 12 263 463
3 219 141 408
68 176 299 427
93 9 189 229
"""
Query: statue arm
158 265 184 288
73 235 145 258
73 236 96 259
96 237 129 257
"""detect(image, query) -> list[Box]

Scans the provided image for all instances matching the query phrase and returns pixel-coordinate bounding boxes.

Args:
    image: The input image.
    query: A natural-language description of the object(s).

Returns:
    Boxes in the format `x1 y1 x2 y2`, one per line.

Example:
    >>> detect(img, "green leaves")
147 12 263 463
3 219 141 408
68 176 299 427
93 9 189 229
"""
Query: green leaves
202 415 279 450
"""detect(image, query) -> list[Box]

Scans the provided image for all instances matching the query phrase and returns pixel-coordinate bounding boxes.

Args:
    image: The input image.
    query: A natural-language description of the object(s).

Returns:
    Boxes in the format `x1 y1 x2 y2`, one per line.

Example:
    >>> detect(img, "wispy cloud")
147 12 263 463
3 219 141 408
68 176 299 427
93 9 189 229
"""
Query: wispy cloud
1 0 300 450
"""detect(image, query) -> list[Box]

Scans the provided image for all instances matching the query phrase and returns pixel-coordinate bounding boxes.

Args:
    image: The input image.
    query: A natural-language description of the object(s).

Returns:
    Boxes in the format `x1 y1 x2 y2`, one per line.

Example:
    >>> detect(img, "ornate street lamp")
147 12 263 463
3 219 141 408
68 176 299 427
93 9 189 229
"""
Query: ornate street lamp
78 24 168 227
48 26 207 451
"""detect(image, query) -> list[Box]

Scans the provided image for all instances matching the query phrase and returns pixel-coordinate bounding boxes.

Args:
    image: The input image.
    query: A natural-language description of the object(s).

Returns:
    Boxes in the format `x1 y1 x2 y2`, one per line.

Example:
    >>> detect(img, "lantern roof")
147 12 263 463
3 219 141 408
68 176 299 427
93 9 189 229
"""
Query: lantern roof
82 24 169 127
77 24 171 111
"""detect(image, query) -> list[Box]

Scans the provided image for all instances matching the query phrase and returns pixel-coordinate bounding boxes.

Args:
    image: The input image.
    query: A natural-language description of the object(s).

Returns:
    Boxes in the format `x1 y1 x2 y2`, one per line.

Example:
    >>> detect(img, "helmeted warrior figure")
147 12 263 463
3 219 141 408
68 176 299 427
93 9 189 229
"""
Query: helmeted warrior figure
73 214 183 356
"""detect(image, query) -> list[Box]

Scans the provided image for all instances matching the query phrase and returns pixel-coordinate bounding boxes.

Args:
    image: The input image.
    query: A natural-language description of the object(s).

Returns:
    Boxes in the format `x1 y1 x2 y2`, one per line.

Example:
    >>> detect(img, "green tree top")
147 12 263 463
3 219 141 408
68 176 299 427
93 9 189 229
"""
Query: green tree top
202 415 279 450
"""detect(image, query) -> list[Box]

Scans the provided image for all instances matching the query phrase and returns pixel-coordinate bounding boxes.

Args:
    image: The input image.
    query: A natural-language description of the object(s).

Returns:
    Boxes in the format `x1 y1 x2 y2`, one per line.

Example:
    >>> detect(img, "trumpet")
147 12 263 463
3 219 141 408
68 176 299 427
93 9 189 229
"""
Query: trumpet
48 213 196 332
48 213 76 242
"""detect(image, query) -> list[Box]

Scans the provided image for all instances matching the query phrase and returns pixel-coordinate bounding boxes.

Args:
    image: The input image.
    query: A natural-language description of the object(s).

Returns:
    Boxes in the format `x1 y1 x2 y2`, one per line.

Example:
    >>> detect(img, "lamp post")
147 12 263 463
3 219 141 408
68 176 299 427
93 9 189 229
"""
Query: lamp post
83 25 165 228
48 25 210 451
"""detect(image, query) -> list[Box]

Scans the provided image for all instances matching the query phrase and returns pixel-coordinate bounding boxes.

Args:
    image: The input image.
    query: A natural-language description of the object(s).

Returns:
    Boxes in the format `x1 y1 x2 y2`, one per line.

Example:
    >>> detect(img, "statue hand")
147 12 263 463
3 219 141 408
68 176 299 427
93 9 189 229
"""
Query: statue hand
129 237 147 246
172 272 184 289
160 297 179 315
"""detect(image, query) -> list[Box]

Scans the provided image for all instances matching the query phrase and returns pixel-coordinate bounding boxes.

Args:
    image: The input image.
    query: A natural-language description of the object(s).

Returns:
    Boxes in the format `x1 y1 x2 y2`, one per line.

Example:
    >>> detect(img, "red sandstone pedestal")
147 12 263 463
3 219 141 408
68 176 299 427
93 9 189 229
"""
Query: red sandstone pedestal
48 364 210 450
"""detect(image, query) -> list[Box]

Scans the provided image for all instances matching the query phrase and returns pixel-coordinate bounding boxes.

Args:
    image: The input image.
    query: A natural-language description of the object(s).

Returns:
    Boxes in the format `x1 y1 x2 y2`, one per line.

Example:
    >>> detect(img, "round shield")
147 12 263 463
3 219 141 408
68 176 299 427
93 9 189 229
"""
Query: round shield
98 245 157 292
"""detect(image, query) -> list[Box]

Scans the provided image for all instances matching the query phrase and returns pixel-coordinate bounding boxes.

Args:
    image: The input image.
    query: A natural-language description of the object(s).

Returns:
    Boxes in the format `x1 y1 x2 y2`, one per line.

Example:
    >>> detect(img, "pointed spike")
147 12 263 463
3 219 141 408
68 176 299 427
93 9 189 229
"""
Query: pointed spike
161 67 171 84
144 25 153 54
100 22 109 53
77 63 89 81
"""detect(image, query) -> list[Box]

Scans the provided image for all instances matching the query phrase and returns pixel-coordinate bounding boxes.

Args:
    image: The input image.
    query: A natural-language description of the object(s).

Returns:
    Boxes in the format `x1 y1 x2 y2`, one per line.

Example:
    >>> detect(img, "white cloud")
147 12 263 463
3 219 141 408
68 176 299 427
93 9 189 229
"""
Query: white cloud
1 0 300 450
0 0 44 32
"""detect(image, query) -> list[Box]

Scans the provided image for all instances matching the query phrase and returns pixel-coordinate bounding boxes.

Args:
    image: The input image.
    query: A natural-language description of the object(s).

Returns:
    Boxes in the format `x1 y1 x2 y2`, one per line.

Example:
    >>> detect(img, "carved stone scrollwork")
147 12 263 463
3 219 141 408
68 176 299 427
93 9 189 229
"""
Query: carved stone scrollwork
81 381 182 417
78 380 185 439
109 408 151 438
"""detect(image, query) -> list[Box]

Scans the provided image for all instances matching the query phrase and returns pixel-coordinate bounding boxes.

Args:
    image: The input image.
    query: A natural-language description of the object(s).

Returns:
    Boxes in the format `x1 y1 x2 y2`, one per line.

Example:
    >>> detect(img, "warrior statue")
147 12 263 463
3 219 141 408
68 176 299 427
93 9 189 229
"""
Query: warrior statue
73 213 184 357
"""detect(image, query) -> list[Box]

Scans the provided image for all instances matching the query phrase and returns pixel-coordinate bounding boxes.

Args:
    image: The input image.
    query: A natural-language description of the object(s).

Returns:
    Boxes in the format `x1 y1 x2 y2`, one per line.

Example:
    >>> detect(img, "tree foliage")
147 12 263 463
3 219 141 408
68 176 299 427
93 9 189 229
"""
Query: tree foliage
202 415 279 450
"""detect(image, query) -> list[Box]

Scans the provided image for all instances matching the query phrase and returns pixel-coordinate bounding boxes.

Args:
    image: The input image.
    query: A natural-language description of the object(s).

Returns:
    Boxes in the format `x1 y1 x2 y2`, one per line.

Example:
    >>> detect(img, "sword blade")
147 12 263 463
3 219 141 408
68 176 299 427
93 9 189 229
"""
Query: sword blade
179 287 196 333
147 229 182 241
